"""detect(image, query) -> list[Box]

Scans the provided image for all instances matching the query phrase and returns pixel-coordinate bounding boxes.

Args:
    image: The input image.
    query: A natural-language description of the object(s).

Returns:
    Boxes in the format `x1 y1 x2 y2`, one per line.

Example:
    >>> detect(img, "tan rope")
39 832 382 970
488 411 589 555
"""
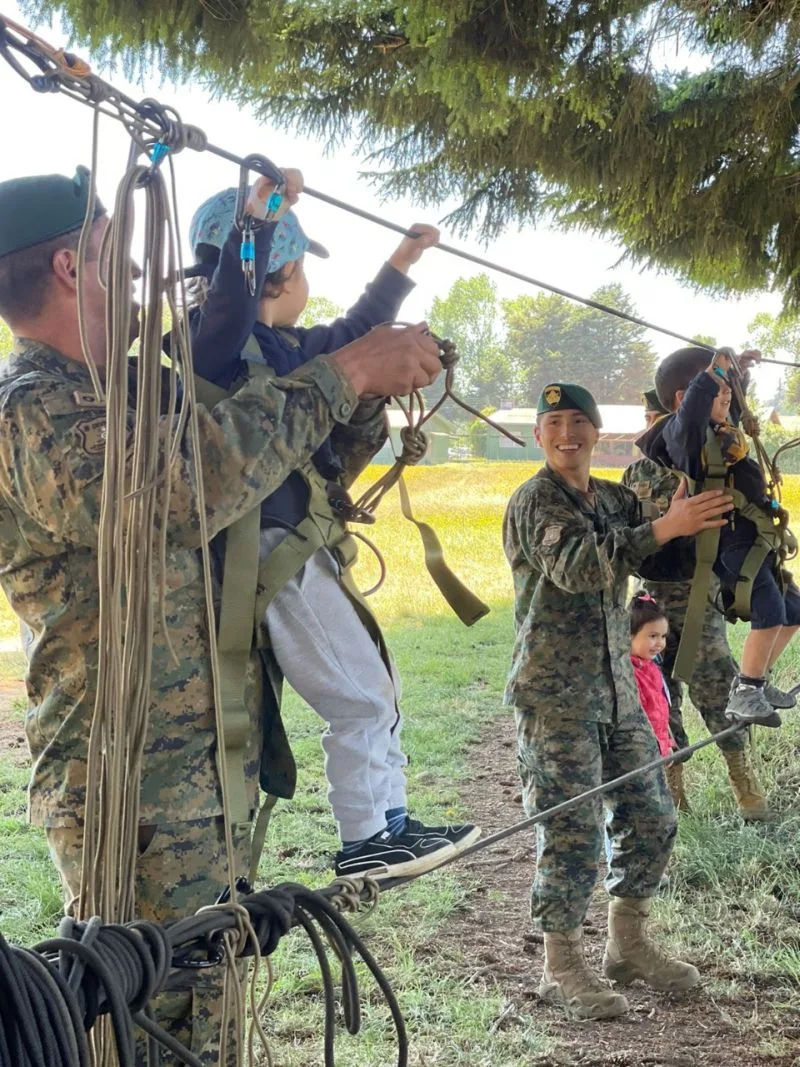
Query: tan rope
71 105 254 1062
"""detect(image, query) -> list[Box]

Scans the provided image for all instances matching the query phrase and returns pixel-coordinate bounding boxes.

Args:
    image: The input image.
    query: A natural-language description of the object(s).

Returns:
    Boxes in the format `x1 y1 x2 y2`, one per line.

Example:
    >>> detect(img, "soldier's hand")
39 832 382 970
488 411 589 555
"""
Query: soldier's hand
332 323 442 397
652 479 734 544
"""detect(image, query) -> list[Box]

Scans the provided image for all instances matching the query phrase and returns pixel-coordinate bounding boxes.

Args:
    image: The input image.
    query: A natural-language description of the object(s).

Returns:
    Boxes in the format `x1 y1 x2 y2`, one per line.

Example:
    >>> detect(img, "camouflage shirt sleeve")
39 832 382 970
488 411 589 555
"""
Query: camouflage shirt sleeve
0 354 358 550
507 479 659 594
330 398 389 488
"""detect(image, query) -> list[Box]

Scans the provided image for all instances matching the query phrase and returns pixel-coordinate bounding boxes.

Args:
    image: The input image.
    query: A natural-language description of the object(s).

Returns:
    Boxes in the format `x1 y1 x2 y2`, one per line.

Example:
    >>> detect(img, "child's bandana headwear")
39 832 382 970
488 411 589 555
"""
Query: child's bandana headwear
188 188 329 272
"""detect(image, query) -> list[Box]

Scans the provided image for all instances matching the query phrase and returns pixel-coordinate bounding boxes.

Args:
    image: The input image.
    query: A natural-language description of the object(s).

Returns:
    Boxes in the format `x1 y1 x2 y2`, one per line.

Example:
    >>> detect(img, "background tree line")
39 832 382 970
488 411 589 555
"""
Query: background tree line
4 290 799 429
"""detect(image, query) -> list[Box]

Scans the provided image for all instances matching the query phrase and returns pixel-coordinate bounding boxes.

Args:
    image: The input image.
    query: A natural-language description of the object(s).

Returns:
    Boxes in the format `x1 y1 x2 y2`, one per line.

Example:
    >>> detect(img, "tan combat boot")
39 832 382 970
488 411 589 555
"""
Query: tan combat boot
665 762 690 812
603 897 700 991
540 928 629 1020
723 748 775 822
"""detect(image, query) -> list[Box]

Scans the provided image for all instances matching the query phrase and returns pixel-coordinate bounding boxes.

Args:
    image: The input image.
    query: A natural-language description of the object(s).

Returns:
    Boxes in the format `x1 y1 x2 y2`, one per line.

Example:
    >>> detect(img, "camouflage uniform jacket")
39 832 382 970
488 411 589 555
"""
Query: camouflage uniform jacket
621 456 695 584
503 465 659 722
0 338 374 828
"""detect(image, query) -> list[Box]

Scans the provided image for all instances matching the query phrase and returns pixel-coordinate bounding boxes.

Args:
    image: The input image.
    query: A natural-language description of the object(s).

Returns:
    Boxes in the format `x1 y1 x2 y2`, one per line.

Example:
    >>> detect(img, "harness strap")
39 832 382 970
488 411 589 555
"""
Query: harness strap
673 428 795 681
672 431 728 684
193 371 260 824
253 470 353 635
397 477 489 626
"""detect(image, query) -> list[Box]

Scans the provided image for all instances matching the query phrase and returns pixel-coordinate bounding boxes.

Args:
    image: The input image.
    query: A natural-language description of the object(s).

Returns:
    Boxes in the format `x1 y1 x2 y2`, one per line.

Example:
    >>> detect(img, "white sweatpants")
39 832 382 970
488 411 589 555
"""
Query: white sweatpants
260 529 408 841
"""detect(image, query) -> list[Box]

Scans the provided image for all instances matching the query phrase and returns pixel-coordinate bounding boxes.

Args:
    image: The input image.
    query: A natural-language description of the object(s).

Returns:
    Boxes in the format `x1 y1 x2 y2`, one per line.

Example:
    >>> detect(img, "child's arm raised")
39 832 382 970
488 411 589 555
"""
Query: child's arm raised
662 367 723 479
289 224 440 359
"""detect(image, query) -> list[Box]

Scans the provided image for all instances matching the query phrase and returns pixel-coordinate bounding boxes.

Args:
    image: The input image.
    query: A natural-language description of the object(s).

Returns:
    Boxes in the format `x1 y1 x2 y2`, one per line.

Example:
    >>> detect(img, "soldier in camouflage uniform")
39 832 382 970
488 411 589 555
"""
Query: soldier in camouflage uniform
0 169 443 1063
622 385 771 820
504 382 733 1021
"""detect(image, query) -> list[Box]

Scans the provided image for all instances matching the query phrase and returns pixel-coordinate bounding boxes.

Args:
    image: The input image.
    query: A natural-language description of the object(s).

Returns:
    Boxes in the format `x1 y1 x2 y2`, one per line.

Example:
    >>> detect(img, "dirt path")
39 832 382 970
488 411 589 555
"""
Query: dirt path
438 722 800 1067
0 677 27 765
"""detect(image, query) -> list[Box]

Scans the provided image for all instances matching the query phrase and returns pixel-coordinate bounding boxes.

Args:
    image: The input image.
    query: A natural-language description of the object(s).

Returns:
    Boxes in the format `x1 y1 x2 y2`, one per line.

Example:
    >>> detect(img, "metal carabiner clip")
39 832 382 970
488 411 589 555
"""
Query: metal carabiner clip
235 154 286 295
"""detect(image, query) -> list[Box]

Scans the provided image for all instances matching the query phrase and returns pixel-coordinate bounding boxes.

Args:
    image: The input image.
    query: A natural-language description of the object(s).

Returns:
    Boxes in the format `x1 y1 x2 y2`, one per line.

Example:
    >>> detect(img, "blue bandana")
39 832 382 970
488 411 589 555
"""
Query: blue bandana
189 188 328 273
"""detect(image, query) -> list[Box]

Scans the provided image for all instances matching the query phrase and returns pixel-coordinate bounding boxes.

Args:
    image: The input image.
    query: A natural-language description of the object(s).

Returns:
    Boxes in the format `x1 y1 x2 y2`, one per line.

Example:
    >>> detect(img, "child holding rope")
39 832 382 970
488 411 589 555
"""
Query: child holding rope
639 346 799 727
186 176 479 880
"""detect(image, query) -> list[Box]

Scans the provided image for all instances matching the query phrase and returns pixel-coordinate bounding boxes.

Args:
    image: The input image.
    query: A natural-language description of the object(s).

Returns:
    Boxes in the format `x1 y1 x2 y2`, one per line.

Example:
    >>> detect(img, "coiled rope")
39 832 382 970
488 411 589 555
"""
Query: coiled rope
0 877 404 1067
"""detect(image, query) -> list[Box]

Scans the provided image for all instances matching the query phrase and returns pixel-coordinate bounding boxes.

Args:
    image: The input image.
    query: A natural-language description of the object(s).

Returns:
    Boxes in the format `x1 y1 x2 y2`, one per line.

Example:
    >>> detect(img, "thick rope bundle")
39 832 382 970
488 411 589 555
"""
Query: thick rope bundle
0 877 405 1067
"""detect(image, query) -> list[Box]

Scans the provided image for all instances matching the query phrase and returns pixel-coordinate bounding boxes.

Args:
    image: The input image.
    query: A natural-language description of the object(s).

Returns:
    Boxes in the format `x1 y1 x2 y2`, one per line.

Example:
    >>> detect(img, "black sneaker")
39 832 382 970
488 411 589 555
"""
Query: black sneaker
334 827 458 880
404 817 481 852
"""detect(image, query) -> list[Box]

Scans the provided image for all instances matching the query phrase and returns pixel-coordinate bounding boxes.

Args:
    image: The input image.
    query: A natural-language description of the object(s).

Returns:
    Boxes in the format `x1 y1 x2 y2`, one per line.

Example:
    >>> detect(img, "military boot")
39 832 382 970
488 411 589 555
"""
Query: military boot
540 928 629 1020
603 897 700 991
723 748 776 822
665 762 690 812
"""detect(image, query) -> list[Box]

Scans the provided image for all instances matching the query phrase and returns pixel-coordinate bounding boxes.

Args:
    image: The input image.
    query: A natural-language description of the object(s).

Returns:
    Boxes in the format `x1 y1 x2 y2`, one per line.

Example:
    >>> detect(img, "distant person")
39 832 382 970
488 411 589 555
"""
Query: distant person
605 592 675 873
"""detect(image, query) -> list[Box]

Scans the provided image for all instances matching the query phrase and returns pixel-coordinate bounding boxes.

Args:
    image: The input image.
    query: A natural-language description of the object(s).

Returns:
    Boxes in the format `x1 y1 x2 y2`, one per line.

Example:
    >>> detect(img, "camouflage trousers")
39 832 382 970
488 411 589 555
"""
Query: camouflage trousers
46 815 253 1066
516 709 676 933
644 579 745 759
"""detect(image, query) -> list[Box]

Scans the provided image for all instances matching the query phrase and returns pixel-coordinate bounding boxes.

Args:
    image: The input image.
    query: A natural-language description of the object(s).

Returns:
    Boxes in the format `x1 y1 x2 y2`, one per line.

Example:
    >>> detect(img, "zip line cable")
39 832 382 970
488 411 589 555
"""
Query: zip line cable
0 13 795 369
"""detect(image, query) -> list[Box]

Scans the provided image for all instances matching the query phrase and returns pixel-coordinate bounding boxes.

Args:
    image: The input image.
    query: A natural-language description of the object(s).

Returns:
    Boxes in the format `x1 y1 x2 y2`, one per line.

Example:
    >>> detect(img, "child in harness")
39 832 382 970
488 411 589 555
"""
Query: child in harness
638 345 798 727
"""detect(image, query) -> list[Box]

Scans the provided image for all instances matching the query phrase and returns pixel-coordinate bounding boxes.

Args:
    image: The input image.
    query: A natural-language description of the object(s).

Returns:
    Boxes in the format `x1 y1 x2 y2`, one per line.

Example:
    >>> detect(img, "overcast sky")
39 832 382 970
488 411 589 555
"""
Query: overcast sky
0 3 789 401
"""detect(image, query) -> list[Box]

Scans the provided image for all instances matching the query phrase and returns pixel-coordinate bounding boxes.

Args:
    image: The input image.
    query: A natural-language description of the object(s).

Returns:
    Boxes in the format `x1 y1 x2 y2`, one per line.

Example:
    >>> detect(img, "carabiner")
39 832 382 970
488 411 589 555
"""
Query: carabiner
235 154 286 294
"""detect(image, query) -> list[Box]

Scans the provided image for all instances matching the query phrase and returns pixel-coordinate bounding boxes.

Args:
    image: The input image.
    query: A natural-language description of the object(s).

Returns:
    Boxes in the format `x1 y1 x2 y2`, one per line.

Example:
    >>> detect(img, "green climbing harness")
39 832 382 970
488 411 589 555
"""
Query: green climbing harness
672 427 796 683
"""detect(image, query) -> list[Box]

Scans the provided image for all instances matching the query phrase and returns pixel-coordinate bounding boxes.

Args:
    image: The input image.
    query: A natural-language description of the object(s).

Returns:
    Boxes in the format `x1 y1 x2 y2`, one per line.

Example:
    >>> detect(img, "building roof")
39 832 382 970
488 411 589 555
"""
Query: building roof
773 414 800 433
494 405 646 436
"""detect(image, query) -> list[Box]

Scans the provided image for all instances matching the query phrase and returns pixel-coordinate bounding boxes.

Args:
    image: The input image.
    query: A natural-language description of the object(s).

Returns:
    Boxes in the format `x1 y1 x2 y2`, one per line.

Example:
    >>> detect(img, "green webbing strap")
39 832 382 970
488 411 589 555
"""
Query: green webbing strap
216 505 261 824
253 468 351 633
731 538 772 621
249 792 278 886
396 476 490 626
193 371 261 825
672 431 728 684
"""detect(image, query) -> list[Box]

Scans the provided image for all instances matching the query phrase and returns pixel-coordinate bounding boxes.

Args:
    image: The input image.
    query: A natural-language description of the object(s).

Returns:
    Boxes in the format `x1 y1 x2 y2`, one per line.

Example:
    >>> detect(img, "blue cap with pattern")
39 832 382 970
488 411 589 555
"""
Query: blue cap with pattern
189 187 329 273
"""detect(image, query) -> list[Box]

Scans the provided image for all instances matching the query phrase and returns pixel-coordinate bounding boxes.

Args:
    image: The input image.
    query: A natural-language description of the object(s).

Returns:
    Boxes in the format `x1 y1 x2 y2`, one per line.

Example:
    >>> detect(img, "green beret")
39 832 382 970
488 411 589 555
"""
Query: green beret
536 382 602 428
642 388 667 415
0 167 105 259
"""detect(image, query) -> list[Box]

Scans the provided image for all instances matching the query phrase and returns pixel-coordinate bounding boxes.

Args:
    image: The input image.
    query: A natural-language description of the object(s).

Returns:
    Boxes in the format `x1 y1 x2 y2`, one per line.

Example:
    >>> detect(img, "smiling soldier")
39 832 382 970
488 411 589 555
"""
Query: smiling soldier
503 382 734 1021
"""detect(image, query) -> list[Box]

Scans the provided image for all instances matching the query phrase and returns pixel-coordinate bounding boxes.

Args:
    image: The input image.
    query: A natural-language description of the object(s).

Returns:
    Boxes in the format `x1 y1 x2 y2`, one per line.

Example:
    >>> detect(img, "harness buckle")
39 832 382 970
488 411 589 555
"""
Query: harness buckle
327 483 376 525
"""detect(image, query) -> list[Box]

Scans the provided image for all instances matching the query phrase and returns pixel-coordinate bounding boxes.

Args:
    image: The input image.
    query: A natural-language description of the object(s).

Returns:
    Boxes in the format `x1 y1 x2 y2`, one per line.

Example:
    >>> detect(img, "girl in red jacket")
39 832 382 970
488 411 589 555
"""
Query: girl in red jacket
606 594 676 873
629 593 675 758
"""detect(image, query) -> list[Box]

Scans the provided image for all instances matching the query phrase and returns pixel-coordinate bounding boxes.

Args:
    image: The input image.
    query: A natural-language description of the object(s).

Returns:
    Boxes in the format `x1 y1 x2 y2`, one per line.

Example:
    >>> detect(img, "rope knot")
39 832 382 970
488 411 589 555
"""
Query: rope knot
742 413 760 438
437 337 459 369
399 425 428 465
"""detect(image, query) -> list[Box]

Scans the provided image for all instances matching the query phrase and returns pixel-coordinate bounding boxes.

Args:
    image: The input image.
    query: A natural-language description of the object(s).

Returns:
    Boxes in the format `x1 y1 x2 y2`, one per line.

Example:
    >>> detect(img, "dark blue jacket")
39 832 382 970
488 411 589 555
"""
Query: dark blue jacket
637 371 768 551
190 225 414 527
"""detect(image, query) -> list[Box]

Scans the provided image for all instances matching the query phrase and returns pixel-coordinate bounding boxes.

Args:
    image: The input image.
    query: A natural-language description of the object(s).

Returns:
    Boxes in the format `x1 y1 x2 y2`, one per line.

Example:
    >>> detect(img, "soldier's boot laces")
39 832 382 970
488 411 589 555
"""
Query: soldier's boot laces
603 897 700 992
665 762 690 813
723 748 776 822
540 929 629 1021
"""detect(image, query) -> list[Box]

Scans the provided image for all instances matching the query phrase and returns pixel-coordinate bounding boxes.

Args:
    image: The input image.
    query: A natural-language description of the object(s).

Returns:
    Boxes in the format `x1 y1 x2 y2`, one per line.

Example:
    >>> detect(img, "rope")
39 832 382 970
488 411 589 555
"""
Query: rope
374 721 747 893
355 324 524 519
0 879 405 1067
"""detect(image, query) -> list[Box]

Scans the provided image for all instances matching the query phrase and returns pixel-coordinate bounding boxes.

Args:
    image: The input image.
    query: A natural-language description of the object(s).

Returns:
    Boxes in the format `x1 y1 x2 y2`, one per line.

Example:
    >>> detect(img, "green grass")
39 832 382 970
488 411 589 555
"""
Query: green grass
1 462 800 1062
